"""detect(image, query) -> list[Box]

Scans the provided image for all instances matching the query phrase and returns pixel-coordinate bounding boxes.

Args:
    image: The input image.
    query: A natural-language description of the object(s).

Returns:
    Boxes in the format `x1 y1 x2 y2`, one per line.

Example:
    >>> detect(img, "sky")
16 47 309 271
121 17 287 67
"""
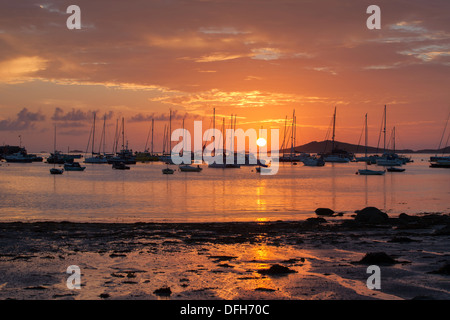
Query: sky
0 0 449 152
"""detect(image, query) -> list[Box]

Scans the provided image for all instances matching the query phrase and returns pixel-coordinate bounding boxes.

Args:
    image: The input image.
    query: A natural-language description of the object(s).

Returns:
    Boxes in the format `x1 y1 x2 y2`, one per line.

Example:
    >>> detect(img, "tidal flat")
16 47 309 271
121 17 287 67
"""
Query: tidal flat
0 212 449 300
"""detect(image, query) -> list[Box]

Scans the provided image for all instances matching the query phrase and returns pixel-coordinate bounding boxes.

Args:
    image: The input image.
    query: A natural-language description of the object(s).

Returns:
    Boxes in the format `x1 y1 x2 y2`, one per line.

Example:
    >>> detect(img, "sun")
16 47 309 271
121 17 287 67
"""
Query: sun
256 137 267 147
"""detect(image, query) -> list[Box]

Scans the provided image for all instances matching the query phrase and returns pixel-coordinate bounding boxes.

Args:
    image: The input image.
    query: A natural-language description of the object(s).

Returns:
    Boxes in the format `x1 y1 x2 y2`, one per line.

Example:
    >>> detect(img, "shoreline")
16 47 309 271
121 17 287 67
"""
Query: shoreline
1 211 449 300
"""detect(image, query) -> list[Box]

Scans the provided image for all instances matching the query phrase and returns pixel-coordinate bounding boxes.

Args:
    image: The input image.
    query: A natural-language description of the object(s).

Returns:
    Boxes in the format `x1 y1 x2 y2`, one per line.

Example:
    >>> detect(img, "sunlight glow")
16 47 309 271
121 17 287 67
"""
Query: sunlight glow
256 138 267 147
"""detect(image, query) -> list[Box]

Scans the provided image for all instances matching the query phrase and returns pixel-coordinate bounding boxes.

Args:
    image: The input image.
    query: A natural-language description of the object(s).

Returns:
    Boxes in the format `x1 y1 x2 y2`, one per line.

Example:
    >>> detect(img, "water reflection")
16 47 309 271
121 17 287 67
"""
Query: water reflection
0 155 448 222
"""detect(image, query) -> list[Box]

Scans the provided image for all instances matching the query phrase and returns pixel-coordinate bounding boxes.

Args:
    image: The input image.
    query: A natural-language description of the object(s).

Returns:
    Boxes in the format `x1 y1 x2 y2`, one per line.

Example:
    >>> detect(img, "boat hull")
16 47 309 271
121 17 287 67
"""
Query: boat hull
357 169 385 175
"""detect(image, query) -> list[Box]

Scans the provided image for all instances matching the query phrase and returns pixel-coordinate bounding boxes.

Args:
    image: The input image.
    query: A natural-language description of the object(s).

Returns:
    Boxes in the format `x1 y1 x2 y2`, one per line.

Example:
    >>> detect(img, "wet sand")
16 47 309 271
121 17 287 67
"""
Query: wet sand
1 212 449 300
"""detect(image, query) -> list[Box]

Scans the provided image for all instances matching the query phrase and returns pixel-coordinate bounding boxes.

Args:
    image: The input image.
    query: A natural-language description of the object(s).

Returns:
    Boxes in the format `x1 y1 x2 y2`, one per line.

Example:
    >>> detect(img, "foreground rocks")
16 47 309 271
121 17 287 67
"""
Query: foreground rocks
354 207 389 224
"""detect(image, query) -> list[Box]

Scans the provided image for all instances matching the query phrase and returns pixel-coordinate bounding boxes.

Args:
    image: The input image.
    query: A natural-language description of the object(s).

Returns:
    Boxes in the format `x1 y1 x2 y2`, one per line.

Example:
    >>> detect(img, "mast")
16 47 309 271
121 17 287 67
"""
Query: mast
122 117 125 151
436 111 450 156
291 109 295 159
53 125 57 168
144 120 151 152
332 106 336 152
114 118 119 154
169 109 172 156
365 113 368 157
182 116 185 156
98 114 106 154
212 108 216 157
151 118 154 155
222 117 225 158
383 105 387 153
162 124 167 154
283 116 287 157
393 126 396 154
92 112 96 156
103 114 106 154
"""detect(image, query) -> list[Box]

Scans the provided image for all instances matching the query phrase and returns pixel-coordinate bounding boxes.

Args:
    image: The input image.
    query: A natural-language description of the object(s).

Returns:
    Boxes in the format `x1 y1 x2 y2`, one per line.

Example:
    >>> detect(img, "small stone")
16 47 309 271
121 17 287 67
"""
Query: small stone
257 264 297 275
428 263 450 275
153 286 172 297
315 208 335 216
355 252 398 265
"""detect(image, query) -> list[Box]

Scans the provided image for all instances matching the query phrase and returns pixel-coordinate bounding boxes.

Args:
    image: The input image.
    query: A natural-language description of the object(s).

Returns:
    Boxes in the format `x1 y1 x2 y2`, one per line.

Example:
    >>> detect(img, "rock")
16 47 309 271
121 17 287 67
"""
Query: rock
355 252 398 265
254 287 276 292
354 207 389 224
428 263 450 275
257 264 297 275
433 225 450 236
388 237 418 243
315 208 335 216
153 286 172 297
99 293 110 299
306 217 327 224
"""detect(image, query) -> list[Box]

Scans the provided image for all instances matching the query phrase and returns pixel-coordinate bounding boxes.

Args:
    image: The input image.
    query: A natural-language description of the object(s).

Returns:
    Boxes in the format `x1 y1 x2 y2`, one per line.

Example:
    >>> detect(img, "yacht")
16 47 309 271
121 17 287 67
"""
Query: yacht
112 162 130 170
357 169 385 175
64 162 86 171
302 156 325 166
179 164 202 172
4 152 33 163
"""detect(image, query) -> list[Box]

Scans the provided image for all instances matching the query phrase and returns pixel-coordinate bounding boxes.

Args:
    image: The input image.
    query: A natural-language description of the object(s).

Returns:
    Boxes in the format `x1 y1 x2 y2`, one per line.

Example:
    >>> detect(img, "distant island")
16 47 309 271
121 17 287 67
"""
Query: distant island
280 140 450 154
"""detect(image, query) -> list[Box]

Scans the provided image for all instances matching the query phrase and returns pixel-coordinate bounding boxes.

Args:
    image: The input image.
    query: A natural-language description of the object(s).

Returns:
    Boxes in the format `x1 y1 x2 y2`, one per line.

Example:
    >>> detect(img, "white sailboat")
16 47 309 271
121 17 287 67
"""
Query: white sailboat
302 155 325 166
50 126 64 175
208 108 240 168
376 105 403 167
323 107 352 163
84 113 108 164
357 114 385 175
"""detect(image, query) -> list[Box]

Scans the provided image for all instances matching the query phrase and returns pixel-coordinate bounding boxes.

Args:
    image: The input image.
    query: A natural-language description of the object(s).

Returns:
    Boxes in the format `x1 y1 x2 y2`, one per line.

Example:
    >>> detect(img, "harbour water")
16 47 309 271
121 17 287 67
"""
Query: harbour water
0 154 448 223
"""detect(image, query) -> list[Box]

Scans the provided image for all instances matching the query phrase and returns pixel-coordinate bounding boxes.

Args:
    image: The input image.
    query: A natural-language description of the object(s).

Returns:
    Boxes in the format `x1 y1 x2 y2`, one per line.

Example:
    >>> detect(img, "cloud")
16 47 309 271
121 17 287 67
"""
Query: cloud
150 89 333 110
0 56 47 84
51 108 114 122
0 108 45 131
129 110 200 122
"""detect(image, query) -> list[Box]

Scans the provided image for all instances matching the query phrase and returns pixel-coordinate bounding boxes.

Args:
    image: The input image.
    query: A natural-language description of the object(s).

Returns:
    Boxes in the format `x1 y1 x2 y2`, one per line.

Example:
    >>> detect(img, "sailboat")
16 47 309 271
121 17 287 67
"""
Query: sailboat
302 155 325 166
429 111 450 168
108 117 136 165
136 118 159 162
376 105 403 167
84 113 108 164
323 107 352 163
50 126 64 175
357 114 385 175
208 108 240 168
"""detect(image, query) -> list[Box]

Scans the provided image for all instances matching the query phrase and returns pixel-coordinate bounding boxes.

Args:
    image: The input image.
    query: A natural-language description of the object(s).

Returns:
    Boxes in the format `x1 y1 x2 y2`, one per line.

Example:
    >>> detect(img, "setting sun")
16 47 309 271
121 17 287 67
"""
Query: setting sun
256 138 267 147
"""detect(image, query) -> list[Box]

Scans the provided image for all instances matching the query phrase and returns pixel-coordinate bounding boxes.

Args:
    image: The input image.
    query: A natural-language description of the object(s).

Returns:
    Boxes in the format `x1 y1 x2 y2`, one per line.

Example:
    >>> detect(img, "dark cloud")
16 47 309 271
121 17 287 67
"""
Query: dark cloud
51 107 114 122
0 108 45 131
129 110 200 122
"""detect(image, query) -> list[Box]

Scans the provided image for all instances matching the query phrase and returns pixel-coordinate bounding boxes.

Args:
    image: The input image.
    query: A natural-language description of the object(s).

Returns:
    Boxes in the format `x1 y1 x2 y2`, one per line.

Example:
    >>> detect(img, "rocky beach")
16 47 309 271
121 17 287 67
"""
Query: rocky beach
0 208 449 300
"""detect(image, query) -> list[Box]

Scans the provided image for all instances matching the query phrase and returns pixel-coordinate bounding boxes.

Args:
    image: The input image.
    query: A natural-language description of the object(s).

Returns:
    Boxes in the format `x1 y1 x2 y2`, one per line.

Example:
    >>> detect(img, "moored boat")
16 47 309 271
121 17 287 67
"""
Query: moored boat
112 162 130 170
4 152 33 163
162 167 175 174
64 162 86 171
302 156 325 166
179 164 202 172
357 169 385 175
429 159 450 168
387 167 405 172
50 168 64 174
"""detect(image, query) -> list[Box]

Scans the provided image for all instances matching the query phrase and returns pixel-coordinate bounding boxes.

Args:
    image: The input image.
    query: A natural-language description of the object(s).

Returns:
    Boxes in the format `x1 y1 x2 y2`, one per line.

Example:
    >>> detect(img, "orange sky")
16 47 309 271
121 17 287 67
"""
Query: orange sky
0 0 449 152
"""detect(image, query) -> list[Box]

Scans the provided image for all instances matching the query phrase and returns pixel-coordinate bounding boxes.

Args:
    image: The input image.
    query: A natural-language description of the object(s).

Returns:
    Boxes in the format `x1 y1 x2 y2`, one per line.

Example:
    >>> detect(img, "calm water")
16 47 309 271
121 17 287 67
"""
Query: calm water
0 154 448 223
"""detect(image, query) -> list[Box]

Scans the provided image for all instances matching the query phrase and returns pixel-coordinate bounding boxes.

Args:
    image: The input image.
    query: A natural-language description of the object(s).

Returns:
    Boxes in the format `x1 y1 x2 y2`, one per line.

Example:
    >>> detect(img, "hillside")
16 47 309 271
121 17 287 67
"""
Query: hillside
280 140 448 154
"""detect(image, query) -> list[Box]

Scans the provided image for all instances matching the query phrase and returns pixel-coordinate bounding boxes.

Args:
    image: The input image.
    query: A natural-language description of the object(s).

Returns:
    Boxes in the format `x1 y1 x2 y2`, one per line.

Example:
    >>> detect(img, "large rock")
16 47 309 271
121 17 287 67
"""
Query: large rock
354 207 389 224
315 208 335 216
355 252 398 265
